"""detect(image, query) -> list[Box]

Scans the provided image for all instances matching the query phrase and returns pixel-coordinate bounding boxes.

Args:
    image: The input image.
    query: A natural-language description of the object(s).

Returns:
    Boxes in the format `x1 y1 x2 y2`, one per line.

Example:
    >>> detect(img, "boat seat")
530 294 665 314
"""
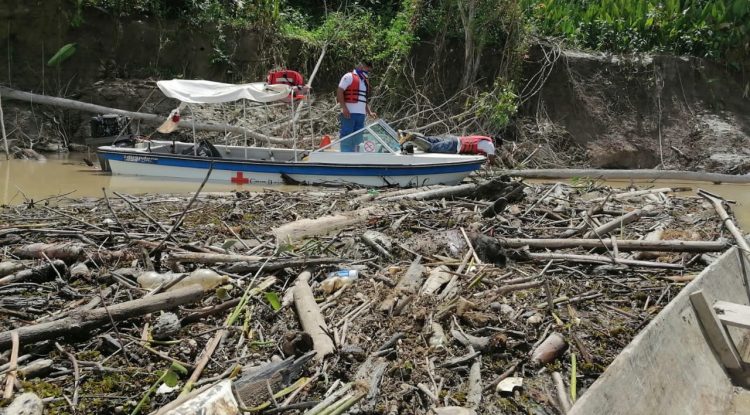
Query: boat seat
691 290 750 387
181 140 222 158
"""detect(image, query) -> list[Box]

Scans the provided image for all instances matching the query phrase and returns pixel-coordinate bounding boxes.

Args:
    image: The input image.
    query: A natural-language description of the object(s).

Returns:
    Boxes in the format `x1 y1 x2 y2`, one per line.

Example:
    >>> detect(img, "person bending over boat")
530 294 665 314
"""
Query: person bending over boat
399 131 499 163
336 61 376 152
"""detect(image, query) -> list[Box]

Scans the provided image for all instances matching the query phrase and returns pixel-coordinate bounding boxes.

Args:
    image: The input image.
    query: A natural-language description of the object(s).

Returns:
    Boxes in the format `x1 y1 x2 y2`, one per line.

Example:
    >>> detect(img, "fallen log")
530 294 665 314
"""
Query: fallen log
0 261 30 278
0 260 67 286
273 207 381 243
0 285 205 349
13 242 84 263
506 168 750 184
374 185 444 200
165 252 264 267
497 238 727 252
0 86 290 146
481 183 525 217
381 183 476 201
292 271 334 360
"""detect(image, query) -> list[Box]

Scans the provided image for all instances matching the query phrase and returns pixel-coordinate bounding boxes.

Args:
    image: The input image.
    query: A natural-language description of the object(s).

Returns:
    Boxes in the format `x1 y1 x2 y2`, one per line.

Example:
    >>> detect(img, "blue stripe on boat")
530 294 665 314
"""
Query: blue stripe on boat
98 151 482 176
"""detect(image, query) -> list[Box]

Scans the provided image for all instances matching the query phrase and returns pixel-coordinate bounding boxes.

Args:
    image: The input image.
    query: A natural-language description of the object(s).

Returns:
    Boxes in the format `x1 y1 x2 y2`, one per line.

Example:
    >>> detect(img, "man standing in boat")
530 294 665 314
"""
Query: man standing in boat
399 131 500 163
336 61 376 152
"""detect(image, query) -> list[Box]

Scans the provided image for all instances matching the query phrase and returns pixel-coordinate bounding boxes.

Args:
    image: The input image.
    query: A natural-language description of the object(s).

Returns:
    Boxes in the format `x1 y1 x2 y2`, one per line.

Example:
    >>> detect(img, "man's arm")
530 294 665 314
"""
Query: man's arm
366 103 376 118
336 88 350 118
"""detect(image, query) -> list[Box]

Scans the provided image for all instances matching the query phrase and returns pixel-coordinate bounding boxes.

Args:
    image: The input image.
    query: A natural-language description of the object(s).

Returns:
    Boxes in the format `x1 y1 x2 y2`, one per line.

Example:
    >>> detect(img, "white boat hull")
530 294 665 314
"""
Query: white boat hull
99 143 485 188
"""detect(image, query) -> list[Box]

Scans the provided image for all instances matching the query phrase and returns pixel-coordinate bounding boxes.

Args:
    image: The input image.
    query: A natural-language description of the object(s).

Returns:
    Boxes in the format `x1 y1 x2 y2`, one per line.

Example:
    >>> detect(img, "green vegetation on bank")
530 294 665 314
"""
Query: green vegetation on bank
520 0 750 64
70 0 747 133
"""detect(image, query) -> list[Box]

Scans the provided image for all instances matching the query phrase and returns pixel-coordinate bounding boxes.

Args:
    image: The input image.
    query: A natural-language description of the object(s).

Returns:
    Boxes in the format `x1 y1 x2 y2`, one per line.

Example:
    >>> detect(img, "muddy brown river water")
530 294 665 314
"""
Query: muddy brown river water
1 153 749 230
0 152 286 205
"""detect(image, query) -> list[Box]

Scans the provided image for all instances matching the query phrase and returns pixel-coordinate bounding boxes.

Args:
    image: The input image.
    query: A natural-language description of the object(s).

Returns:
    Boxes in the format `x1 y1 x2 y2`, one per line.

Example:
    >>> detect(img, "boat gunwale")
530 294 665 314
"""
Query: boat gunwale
95 147 487 170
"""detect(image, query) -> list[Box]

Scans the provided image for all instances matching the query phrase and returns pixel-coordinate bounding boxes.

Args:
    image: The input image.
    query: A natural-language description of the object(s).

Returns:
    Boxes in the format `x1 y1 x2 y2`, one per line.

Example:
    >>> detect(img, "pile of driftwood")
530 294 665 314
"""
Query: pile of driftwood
0 178 743 414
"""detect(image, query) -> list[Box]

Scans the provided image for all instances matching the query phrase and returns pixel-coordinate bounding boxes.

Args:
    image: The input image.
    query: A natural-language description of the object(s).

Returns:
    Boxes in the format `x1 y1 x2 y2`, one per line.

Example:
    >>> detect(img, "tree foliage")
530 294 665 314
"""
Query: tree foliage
521 0 750 65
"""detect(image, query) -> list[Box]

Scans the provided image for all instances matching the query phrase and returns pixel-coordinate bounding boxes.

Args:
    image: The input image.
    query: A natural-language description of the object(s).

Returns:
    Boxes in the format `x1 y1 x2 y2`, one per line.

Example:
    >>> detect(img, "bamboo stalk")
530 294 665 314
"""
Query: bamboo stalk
0 286 205 349
2 331 19 399
527 252 683 269
497 237 727 252
506 168 750 184
699 189 750 254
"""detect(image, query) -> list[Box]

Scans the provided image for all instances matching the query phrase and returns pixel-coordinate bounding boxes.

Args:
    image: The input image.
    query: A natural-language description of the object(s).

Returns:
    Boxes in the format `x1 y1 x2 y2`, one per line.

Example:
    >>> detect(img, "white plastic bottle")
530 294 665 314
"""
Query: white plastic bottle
327 269 359 279
321 269 359 294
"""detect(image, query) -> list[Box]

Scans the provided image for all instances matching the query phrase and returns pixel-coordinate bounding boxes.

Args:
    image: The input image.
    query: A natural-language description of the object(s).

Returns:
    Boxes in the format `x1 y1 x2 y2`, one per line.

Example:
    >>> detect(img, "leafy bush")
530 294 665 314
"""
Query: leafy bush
520 0 750 63
82 0 283 27
472 79 519 130
281 0 418 69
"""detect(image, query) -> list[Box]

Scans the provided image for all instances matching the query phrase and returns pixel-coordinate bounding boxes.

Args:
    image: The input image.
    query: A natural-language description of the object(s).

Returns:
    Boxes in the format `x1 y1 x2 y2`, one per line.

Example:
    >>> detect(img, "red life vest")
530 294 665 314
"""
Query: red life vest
343 71 370 103
459 136 493 154
267 69 305 87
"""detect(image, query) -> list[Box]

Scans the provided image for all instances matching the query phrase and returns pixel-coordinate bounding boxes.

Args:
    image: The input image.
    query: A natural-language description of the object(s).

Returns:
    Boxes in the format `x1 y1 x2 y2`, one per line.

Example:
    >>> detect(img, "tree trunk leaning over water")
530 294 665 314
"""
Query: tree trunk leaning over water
0 86 291 146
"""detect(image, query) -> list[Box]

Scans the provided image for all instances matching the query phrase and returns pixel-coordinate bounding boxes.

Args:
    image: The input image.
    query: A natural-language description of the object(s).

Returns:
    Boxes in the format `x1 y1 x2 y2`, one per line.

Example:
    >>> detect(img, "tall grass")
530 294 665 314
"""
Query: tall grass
520 0 750 64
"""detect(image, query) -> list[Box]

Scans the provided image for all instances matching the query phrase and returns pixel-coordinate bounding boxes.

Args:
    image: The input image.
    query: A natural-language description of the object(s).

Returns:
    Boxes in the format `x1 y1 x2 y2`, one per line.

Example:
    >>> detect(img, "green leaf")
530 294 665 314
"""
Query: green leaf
163 369 180 387
170 361 188 376
264 291 282 311
277 242 294 253
216 285 232 301
47 43 77 67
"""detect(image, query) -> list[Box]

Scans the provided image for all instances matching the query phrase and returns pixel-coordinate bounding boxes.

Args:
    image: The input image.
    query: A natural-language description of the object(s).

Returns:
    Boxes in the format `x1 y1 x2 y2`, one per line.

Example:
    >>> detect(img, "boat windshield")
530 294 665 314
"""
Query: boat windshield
316 119 402 154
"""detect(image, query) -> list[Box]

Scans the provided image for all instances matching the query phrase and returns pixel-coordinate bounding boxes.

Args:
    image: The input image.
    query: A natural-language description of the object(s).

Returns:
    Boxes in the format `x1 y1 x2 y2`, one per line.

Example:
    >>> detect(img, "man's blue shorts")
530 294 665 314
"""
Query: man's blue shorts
339 113 366 152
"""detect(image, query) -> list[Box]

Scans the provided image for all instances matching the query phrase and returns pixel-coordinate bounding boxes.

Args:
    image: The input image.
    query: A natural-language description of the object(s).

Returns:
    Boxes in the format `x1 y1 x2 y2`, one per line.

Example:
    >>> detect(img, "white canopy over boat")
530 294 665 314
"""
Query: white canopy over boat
156 80 291 104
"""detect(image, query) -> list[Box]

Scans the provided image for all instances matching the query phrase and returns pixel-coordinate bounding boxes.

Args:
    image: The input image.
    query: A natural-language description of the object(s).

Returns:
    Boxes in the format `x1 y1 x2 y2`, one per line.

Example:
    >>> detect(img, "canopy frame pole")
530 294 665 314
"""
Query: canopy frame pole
292 99 297 162
243 100 248 160
309 97 314 150
188 104 197 156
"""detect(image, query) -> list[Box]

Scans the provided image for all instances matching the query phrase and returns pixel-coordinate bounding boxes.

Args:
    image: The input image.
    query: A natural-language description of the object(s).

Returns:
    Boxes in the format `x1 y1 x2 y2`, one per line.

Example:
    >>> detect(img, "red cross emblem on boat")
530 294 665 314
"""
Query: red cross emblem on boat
231 172 250 184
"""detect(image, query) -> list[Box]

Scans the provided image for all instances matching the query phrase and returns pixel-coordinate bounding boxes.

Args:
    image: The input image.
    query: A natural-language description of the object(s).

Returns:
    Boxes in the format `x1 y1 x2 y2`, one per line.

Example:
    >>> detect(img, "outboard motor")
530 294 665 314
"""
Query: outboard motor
113 136 137 147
